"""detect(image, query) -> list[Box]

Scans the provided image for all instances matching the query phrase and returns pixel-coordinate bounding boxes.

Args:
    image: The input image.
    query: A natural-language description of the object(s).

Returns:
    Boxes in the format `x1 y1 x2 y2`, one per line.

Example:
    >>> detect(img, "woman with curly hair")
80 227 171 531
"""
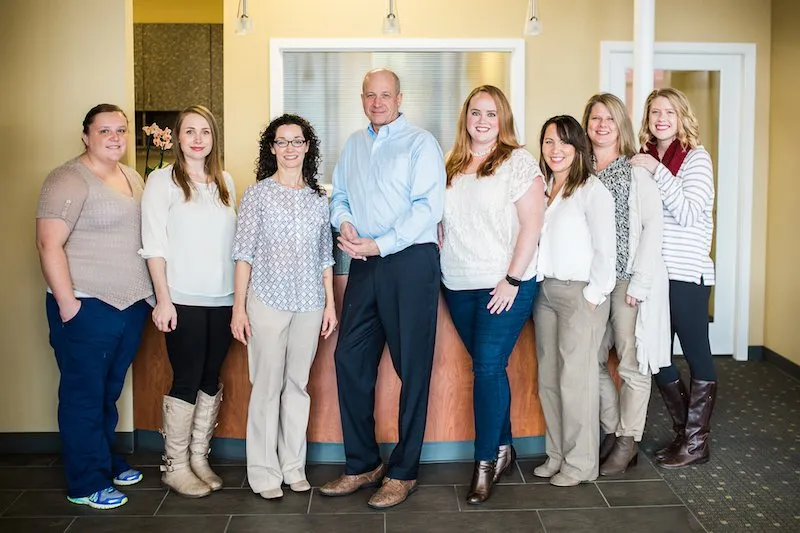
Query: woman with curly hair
231 114 337 499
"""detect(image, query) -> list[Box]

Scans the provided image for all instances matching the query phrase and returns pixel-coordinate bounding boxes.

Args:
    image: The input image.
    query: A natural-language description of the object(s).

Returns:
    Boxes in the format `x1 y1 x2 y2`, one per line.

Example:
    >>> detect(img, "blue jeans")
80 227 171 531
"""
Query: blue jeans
442 279 538 461
45 294 149 498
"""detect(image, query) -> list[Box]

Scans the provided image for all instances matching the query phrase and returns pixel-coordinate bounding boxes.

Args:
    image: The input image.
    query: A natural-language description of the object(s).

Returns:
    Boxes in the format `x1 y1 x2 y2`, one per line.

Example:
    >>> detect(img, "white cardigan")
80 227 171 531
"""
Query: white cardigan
626 166 671 375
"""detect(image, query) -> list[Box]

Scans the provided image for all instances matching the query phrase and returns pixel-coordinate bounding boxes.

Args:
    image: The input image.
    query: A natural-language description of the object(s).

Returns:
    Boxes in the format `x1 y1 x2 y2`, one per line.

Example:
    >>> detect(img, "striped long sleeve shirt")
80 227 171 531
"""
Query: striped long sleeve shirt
652 146 715 285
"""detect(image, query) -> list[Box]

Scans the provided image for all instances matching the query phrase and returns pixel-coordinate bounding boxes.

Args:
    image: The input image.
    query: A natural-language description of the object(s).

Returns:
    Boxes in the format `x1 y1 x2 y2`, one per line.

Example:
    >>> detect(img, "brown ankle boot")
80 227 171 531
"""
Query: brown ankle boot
466 461 495 504
599 434 617 463
658 379 716 469
599 436 638 476
655 379 689 461
493 445 516 483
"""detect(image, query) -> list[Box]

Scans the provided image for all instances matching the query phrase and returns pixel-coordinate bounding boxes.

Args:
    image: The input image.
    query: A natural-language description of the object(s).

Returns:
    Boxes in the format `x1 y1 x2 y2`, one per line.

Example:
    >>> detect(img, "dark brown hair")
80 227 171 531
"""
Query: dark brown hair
445 85 521 185
171 105 230 206
82 103 127 134
539 115 593 200
255 114 324 196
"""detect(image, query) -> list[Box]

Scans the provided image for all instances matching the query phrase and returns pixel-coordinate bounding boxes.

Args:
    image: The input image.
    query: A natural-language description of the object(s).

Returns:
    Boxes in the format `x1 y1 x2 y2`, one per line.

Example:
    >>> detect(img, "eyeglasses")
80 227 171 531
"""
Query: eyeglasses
273 138 307 148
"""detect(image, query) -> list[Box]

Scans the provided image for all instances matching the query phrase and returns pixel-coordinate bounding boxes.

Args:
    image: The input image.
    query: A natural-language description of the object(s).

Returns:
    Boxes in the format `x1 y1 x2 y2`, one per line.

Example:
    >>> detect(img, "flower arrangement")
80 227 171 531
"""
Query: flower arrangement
142 123 173 178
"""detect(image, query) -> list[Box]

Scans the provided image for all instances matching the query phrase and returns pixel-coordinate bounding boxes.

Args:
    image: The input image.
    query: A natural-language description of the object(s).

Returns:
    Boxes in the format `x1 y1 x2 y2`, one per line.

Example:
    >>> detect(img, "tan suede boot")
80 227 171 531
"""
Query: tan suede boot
160 396 211 498
189 386 224 491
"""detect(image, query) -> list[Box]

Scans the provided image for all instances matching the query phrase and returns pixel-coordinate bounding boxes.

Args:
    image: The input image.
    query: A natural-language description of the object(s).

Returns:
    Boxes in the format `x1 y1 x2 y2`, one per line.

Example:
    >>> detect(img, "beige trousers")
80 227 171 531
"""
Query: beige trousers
534 279 610 481
245 293 323 493
598 280 652 441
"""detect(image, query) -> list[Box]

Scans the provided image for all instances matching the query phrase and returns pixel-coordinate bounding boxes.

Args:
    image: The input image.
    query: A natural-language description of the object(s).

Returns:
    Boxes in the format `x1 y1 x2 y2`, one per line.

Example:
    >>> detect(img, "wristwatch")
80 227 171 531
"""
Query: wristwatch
505 274 521 287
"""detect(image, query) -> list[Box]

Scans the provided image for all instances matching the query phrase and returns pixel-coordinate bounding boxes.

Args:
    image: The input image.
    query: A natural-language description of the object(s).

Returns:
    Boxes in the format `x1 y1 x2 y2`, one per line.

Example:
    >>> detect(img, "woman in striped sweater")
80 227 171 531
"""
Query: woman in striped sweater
631 88 717 469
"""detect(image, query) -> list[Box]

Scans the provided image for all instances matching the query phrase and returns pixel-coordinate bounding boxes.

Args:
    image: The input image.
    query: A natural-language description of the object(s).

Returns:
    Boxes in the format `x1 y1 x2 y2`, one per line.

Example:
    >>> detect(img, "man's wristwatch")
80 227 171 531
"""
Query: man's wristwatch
505 274 521 287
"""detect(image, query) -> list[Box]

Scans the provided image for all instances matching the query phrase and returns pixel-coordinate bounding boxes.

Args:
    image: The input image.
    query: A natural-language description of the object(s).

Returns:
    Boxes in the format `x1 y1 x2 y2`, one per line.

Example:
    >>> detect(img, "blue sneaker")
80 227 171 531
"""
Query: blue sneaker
113 468 143 486
67 486 128 510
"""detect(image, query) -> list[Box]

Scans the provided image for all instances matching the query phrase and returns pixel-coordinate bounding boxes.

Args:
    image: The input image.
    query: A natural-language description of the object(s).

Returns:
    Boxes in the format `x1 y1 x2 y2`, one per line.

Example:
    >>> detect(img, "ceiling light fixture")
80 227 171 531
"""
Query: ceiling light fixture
524 0 542 36
235 0 253 35
383 0 401 35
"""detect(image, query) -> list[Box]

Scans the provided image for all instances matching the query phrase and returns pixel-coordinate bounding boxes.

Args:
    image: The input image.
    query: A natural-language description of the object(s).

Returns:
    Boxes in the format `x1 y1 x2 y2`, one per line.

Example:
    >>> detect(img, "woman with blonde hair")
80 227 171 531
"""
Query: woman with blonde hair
631 88 717 469
533 115 616 486
440 85 545 503
581 93 670 476
141 104 237 497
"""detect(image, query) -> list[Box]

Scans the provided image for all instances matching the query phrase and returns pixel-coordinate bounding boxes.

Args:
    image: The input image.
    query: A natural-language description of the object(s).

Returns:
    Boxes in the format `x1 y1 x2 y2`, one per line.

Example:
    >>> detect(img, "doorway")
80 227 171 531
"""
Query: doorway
600 42 757 360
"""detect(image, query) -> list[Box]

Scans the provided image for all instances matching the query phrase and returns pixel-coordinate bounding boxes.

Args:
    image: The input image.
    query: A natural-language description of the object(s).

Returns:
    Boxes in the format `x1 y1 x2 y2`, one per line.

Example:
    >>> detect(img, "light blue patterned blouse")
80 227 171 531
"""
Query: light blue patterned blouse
232 178 334 312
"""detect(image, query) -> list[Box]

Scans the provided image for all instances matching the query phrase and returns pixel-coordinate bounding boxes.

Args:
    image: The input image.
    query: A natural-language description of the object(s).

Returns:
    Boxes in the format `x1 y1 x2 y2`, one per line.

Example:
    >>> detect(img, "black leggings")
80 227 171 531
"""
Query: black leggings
654 280 717 385
164 304 233 404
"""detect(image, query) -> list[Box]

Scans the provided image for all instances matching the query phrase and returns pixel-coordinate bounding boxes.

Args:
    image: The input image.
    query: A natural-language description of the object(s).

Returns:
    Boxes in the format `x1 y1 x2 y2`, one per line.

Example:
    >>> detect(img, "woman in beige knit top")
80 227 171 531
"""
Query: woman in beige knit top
35 104 153 510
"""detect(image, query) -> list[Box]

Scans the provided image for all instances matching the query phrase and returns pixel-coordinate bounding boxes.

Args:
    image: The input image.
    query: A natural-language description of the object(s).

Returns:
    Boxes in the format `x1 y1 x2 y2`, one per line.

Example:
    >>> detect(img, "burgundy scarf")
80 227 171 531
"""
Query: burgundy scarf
641 139 688 176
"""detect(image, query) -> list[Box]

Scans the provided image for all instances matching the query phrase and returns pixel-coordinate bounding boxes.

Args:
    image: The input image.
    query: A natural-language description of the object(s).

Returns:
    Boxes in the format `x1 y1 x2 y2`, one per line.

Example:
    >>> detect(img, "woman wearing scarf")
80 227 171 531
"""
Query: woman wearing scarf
631 88 717 469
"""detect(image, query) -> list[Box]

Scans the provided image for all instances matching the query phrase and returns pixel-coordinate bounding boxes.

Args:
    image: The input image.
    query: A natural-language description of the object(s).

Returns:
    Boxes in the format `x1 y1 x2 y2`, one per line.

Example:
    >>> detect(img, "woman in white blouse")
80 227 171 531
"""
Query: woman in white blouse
533 115 616 487
440 85 545 504
230 114 337 500
140 105 236 498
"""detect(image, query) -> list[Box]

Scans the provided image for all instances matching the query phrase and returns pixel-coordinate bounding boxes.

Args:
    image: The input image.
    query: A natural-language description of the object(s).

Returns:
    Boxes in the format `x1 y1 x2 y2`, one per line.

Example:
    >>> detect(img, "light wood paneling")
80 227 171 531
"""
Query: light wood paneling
134 276 621 441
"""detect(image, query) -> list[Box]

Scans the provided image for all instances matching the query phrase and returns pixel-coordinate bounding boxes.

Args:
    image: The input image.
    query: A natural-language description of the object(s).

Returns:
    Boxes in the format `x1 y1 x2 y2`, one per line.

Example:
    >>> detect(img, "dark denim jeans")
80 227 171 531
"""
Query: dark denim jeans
45 294 149 498
442 279 538 461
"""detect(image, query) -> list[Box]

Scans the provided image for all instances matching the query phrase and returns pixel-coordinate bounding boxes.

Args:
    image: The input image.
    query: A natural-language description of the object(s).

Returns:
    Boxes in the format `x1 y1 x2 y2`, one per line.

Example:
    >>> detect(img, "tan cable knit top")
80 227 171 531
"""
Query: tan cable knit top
36 157 153 310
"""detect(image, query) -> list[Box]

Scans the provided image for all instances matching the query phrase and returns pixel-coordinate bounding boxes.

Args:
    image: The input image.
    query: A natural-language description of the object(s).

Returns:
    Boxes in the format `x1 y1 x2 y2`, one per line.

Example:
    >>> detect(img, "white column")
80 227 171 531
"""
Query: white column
632 0 656 131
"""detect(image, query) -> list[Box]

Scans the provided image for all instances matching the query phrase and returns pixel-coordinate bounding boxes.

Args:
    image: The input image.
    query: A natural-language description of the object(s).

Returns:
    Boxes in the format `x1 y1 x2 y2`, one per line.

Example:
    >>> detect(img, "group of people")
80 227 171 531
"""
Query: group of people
35 67 717 511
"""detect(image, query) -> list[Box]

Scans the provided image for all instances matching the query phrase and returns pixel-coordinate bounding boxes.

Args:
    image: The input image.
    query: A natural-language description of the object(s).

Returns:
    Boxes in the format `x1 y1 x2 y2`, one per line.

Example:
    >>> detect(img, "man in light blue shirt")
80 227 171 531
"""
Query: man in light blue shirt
320 69 445 509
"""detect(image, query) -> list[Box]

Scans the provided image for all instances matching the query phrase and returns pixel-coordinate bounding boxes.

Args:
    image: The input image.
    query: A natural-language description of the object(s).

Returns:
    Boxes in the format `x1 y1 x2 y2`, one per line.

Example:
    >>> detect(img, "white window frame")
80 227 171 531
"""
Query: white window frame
269 38 527 142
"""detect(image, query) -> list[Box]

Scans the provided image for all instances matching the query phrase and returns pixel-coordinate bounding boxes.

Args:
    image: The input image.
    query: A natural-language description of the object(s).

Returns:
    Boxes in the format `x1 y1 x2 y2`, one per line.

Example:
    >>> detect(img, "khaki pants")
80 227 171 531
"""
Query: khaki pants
245 293 323 493
534 279 610 481
598 280 652 441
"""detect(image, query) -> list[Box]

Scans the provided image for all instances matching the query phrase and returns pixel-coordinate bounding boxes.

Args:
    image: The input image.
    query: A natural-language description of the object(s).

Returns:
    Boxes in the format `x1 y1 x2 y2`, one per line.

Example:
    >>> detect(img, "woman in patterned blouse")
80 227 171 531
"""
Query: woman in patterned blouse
582 93 670 475
230 114 337 500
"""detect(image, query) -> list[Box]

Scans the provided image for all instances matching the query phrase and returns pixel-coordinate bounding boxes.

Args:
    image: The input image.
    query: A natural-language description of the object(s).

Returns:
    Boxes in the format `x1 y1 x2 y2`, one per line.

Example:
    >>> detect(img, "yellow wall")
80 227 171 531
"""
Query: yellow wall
223 0 771 345
0 0 136 432
133 0 222 23
765 0 800 363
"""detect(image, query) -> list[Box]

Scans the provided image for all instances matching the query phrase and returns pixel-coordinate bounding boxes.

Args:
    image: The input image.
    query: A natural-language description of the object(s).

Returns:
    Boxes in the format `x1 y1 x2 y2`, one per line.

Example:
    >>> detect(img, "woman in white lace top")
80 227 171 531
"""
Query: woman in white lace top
440 86 546 504
231 114 337 500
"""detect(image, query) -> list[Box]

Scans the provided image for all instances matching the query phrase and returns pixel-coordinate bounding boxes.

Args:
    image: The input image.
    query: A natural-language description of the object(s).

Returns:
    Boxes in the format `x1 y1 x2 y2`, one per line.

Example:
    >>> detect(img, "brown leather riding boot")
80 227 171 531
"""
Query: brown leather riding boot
466 460 495 504
657 379 717 469
599 436 638 476
655 379 689 461
493 445 516 483
599 434 617 463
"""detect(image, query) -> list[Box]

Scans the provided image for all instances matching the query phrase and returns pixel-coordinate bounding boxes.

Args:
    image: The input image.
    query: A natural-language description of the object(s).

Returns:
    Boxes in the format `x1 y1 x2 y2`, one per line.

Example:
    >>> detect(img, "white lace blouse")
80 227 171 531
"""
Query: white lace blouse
440 148 545 291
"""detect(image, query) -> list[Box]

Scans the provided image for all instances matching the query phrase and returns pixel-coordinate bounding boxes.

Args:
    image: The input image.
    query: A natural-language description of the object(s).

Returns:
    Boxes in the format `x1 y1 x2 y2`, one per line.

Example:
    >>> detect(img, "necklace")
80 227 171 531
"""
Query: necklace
469 145 495 157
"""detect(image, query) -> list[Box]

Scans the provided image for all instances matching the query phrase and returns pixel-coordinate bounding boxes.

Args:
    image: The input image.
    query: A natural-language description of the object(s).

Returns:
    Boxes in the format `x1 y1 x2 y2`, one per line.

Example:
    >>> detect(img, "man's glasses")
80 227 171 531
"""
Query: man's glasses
273 138 307 148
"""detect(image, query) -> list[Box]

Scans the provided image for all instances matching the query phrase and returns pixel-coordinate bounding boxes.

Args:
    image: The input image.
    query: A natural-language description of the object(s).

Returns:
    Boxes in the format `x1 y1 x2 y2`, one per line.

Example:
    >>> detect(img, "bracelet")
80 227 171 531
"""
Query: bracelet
505 274 521 287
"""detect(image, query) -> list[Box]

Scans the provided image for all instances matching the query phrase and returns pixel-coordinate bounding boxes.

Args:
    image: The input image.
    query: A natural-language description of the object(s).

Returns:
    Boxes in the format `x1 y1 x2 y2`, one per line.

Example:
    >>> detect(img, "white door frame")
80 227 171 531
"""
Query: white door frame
599 41 756 362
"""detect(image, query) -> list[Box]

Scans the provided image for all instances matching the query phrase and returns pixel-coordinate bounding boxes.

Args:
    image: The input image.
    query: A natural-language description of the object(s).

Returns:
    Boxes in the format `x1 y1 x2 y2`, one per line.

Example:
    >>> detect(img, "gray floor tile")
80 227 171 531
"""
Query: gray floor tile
595 454 663 481
539 506 705 532
0 467 66 490
0 455 58 467
597 480 682 506
68 515 230 532
517 458 552 483
229 513 385 532
417 461 524 485
309 485 458 514
0 490 23 515
457 482 607 511
0 517 74 532
2 489 167 517
305 464 346 488
386 511 544 532
157 487 308 515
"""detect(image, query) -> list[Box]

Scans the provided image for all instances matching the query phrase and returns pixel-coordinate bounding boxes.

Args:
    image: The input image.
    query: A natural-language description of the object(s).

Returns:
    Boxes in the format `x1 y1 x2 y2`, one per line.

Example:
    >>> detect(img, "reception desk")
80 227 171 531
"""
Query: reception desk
132 245 620 462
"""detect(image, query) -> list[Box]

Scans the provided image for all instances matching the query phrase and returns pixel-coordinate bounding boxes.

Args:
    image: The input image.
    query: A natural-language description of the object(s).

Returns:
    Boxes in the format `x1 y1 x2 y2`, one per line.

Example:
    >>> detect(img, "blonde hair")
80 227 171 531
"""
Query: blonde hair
638 88 700 150
581 93 637 158
172 105 230 206
445 85 521 185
